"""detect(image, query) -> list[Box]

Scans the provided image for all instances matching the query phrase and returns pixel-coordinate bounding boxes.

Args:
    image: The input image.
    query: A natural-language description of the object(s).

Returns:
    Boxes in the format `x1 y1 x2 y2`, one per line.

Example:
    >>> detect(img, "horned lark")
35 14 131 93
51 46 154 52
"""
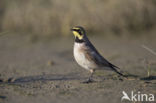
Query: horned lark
71 26 126 83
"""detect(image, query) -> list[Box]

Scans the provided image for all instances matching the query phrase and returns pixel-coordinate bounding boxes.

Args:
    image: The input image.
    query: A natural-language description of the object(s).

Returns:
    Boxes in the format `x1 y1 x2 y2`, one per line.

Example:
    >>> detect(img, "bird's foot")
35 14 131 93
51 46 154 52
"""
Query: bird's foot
81 78 95 84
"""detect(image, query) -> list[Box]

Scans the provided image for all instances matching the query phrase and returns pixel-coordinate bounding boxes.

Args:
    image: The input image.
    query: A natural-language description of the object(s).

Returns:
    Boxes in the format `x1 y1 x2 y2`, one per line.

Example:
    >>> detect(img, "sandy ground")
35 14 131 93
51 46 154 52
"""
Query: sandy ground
0 33 156 103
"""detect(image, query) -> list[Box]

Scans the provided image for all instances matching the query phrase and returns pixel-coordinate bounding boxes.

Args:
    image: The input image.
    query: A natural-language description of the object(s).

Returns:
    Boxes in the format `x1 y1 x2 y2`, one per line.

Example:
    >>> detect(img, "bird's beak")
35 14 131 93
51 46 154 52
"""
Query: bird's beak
71 28 75 31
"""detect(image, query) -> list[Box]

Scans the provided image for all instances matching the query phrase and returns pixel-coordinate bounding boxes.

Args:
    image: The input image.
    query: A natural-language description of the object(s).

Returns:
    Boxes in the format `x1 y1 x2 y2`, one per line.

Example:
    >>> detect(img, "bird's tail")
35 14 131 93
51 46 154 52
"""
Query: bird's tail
110 65 127 78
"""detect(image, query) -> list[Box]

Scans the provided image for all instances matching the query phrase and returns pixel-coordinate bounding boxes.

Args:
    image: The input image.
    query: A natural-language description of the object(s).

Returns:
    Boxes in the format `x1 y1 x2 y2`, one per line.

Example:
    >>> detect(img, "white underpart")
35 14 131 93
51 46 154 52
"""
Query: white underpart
74 42 96 71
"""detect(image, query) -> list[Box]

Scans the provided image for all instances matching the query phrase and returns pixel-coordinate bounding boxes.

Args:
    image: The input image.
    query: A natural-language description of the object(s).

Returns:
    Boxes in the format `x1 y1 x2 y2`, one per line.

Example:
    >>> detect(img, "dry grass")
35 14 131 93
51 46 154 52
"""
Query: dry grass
0 0 156 36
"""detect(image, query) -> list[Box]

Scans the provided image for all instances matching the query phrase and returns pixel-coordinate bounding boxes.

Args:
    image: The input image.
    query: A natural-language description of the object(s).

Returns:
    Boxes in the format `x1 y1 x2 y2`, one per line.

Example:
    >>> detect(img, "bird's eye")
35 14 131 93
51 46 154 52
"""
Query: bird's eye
78 30 82 35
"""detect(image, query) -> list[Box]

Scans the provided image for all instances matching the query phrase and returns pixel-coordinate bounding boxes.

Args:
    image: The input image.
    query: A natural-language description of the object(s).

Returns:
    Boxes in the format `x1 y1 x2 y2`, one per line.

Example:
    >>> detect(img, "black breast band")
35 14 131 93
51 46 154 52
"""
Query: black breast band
75 37 84 43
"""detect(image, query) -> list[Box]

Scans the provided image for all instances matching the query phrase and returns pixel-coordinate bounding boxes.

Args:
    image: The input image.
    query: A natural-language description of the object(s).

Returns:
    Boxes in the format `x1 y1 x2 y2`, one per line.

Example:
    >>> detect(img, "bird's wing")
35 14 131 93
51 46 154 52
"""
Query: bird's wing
84 40 113 68
85 39 122 68
80 40 127 77
83 40 127 77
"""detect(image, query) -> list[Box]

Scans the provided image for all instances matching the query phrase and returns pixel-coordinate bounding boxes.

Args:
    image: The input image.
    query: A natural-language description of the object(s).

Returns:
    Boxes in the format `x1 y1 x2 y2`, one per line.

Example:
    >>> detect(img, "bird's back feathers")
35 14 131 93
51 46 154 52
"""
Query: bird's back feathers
83 39 126 77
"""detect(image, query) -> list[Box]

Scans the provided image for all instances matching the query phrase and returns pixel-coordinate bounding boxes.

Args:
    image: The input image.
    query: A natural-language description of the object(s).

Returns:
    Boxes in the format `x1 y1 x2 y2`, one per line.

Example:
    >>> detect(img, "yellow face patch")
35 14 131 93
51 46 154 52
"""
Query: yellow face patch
72 31 83 39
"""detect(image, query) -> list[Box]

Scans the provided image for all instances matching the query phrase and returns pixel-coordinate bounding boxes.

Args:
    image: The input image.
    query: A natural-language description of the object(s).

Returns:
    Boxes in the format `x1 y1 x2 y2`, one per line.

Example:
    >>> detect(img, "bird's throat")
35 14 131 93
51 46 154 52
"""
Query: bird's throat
75 37 84 43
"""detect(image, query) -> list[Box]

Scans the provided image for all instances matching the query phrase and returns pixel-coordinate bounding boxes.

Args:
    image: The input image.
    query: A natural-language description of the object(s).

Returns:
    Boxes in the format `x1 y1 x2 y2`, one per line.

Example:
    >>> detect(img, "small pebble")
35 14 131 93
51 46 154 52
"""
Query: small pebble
47 60 55 66
0 79 3 82
0 77 16 83
7 77 16 83
0 96 6 99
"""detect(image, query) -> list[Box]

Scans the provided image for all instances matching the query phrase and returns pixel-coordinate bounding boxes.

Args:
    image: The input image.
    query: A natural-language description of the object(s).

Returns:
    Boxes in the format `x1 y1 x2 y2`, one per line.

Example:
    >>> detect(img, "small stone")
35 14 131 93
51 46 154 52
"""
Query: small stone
7 77 16 82
47 60 55 66
1 78 8 82
0 79 3 82
0 96 6 99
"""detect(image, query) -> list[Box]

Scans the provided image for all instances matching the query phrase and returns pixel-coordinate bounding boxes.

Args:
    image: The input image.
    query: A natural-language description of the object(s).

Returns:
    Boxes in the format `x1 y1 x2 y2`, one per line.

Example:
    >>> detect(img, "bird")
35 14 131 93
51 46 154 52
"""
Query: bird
71 26 126 83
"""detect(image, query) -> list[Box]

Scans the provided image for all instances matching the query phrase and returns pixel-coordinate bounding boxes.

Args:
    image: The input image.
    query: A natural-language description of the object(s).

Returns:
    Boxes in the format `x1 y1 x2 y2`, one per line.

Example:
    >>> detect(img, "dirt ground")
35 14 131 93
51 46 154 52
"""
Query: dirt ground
0 33 156 103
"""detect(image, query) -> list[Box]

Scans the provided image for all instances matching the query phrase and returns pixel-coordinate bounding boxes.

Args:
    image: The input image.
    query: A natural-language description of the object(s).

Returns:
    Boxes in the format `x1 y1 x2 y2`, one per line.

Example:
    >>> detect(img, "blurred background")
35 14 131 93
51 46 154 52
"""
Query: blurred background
0 0 156 37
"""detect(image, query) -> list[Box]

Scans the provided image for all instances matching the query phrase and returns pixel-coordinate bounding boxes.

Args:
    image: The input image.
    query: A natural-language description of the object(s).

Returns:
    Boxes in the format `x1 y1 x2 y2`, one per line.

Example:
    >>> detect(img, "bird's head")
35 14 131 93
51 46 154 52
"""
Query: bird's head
71 26 86 41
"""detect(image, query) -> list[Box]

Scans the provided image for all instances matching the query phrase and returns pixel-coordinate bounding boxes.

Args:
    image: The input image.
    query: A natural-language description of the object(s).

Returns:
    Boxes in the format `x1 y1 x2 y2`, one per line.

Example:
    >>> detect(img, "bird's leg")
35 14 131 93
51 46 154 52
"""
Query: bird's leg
83 69 95 83
88 69 94 81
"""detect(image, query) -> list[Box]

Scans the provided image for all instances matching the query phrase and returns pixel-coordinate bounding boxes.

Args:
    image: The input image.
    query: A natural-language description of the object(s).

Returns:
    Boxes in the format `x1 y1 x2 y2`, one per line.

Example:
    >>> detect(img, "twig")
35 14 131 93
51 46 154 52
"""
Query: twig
144 58 151 77
142 45 156 56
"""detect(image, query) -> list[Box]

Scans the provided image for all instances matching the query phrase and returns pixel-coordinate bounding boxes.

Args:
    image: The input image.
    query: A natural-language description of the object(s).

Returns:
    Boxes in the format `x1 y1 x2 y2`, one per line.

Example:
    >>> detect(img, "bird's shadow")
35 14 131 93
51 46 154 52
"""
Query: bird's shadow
0 95 6 100
125 73 156 81
140 76 156 81
9 73 85 84
1 73 156 84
